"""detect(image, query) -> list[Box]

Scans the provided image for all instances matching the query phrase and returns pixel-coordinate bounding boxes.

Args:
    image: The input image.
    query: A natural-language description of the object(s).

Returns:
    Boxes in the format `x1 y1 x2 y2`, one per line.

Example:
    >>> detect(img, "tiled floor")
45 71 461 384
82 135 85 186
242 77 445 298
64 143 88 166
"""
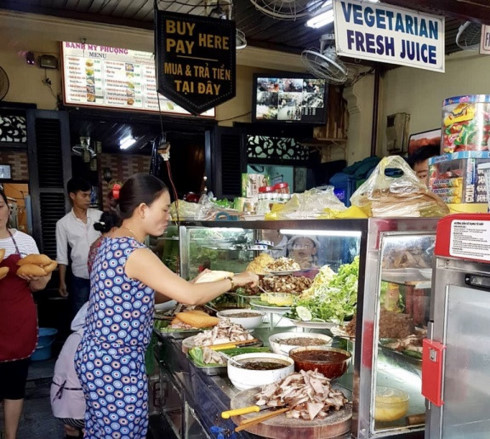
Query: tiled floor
1 356 166 439
0 358 65 439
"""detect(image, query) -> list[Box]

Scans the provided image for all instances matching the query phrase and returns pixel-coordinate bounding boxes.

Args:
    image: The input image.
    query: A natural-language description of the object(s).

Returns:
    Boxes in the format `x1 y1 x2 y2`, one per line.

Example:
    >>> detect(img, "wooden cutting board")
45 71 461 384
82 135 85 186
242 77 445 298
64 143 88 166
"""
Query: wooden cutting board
230 388 352 439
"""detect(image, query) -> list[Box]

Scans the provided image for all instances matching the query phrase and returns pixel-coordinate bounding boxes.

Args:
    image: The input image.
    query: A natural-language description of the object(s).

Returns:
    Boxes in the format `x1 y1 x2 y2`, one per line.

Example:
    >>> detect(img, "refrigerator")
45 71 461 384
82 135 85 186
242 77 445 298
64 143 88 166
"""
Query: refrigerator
423 213 490 438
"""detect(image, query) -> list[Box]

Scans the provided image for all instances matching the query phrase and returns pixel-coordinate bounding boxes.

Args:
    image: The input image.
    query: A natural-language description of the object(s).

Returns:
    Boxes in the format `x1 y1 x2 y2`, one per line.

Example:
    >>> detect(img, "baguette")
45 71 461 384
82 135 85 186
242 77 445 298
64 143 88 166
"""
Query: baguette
194 270 234 284
0 266 9 280
17 254 52 267
175 311 219 328
42 260 58 273
0 248 5 261
17 264 47 277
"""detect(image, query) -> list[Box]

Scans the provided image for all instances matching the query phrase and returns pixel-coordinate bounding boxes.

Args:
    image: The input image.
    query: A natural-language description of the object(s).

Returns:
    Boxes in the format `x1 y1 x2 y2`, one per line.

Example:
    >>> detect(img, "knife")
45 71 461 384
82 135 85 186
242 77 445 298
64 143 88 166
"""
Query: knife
221 404 285 419
208 338 260 351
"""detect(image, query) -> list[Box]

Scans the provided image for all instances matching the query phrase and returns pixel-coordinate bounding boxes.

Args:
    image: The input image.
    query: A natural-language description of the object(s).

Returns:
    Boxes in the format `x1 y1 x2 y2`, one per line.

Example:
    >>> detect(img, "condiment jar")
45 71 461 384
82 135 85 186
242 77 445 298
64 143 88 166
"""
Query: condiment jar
273 182 291 203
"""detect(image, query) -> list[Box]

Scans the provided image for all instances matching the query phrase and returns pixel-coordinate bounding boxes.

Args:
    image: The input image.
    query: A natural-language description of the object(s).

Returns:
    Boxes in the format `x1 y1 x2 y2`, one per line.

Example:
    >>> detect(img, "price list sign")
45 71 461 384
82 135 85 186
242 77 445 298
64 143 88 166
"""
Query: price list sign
61 41 214 116
155 11 236 115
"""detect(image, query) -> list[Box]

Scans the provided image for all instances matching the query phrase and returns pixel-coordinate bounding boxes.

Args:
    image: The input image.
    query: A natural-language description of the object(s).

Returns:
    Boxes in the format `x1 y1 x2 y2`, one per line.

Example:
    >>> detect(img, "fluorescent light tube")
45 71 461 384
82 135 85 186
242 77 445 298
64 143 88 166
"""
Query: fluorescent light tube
306 8 334 29
280 229 362 238
119 135 136 150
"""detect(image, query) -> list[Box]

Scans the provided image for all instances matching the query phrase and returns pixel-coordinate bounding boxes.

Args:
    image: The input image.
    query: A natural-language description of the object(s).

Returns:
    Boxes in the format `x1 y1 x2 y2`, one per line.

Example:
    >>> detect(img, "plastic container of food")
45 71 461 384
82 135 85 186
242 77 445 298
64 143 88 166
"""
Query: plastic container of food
227 353 294 390
269 332 332 355
374 386 409 422
442 95 490 154
216 309 265 329
289 346 351 379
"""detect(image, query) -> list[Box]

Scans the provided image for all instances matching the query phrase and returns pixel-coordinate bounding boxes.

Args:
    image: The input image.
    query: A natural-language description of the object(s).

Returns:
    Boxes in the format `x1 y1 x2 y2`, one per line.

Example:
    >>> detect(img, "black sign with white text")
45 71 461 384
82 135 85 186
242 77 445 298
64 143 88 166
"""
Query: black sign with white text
155 10 236 115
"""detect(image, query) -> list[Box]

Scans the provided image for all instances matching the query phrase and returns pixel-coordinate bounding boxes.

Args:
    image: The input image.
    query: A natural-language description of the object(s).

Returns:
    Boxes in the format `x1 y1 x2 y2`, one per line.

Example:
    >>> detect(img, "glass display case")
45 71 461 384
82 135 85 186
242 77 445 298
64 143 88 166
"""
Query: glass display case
162 218 439 438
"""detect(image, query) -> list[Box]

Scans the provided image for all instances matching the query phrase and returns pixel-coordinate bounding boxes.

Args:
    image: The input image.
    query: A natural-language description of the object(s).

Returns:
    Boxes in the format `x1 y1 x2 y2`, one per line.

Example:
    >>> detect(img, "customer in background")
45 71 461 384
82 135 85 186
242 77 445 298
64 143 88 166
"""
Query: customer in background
287 235 319 269
50 302 88 439
0 189 52 439
87 210 120 273
75 173 258 439
261 229 288 258
406 145 440 186
56 177 102 316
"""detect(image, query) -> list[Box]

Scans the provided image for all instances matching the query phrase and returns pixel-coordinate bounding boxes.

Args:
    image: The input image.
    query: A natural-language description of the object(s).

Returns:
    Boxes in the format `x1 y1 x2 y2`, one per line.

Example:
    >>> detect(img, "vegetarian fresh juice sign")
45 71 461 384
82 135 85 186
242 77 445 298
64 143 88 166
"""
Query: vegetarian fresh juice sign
333 0 445 72
155 11 236 115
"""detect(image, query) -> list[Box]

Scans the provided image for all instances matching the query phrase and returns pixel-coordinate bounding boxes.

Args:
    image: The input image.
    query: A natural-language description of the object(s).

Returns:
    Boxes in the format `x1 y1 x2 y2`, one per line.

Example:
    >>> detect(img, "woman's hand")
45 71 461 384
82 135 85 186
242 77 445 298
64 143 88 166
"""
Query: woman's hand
232 271 259 288
18 272 52 292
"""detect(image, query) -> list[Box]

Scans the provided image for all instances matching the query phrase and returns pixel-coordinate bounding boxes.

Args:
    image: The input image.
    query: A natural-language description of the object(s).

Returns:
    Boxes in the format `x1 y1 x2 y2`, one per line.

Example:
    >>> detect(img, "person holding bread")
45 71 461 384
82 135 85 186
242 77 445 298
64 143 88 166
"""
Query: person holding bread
75 173 258 439
0 189 53 439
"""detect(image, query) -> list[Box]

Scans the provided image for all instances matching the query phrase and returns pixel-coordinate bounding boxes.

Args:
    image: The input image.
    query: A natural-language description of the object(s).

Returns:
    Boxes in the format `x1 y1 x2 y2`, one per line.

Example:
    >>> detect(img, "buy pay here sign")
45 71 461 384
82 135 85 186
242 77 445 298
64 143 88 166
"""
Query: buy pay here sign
333 0 445 72
155 10 236 115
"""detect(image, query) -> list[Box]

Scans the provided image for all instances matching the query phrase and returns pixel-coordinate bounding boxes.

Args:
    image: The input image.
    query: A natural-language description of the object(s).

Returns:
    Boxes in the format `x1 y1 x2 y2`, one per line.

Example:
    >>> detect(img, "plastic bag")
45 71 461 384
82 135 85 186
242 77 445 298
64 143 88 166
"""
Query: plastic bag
265 186 346 220
350 156 449 217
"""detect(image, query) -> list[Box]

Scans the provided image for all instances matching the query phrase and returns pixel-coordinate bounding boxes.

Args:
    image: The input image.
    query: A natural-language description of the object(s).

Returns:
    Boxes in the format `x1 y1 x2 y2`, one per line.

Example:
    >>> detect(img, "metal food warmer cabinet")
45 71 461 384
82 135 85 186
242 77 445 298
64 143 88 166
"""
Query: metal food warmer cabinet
154 218 440 439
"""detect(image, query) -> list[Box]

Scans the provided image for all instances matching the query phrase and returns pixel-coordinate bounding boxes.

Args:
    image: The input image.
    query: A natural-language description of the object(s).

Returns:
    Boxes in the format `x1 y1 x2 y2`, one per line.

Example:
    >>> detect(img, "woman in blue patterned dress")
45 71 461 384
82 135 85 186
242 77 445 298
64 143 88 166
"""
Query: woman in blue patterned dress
75 174 258 439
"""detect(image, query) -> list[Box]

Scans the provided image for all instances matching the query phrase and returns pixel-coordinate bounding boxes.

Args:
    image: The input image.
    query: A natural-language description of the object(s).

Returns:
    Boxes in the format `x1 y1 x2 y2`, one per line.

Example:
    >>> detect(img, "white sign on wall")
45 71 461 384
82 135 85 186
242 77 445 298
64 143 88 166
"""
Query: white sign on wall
480 25 490 55
333 0 445 72
61 42 214 116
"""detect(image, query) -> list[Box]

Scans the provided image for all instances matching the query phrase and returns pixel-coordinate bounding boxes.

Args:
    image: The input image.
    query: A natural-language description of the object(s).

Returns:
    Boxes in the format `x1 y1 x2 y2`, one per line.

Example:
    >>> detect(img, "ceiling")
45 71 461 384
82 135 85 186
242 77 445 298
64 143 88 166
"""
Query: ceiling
1 0 489 153
0 0 489 58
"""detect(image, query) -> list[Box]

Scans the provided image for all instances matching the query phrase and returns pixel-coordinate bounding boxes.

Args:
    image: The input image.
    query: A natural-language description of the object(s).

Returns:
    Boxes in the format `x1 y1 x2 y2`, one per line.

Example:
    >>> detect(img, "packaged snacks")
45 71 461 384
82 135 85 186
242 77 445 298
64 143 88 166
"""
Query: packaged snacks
442 95 490 154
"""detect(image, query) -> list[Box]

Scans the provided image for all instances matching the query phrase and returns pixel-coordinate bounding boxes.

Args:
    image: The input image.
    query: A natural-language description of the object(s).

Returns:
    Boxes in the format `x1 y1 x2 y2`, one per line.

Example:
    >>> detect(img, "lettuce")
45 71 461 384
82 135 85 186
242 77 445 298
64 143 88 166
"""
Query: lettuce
288 257 359 324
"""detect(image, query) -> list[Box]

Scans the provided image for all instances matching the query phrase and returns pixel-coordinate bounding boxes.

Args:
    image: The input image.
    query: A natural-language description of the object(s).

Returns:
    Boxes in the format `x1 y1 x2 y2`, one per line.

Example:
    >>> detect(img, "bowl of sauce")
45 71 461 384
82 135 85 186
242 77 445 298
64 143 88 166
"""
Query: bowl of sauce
289 347 351 379
227 353 294 390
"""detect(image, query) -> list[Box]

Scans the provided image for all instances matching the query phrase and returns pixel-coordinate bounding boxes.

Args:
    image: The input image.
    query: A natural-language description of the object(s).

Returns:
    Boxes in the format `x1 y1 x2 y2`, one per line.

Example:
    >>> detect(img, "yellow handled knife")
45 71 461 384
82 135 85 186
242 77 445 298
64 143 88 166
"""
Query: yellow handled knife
221 404 284 419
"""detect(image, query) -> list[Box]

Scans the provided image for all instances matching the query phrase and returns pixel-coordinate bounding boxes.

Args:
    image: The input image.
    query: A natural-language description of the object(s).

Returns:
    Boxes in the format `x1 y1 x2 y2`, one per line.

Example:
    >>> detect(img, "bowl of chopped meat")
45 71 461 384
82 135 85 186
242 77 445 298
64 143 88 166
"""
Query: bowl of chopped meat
289 346 351 380
269 332 332 355
217 309 265 329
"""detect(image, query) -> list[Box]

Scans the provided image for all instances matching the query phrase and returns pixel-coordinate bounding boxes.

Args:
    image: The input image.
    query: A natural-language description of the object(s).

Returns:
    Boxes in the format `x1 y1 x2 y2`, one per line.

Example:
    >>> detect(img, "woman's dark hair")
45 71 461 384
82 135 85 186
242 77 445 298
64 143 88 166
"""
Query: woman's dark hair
118 173 168 220
94 211 121 234
0 189 7 205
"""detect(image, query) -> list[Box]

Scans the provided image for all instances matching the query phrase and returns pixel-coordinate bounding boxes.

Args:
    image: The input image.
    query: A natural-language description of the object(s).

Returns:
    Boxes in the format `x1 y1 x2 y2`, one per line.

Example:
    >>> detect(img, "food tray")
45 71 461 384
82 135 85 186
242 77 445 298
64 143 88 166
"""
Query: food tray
190 362 226 376
379 339 422 367
155 320 206 340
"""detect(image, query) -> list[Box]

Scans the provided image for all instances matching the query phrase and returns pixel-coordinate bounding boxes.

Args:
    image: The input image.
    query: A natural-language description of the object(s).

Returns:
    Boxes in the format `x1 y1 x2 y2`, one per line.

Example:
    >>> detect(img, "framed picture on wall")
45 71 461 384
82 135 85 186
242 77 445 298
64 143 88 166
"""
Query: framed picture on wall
408 128 441 155
294 167 307 193
0 164 11 179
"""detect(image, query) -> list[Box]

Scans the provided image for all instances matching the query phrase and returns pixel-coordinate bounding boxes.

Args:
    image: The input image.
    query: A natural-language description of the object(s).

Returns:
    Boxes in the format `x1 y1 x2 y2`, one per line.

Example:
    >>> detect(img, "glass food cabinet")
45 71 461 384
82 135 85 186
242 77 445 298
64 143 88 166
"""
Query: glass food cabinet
162 218 438 438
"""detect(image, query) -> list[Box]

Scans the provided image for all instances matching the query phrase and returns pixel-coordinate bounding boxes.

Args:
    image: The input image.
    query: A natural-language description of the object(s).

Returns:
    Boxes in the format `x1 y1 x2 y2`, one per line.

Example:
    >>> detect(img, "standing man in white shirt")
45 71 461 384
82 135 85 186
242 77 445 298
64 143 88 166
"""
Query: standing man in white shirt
56 177 102 316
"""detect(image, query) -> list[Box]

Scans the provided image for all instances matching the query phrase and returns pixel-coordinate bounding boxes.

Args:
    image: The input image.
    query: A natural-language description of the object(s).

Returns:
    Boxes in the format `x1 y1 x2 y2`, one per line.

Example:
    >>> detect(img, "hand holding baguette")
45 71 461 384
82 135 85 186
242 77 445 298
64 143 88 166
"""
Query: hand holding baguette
16 253 58 281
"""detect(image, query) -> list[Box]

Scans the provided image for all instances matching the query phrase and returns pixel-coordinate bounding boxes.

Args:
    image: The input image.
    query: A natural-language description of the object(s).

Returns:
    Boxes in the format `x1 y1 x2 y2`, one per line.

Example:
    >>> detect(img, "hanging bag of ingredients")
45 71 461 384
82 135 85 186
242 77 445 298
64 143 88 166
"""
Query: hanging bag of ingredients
350 155 449 217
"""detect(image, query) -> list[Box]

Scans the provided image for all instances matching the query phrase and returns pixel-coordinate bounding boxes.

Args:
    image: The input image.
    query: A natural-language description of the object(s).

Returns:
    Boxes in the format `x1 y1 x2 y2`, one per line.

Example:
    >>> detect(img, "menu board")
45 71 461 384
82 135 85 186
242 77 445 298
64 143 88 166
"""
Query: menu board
61 41 214 117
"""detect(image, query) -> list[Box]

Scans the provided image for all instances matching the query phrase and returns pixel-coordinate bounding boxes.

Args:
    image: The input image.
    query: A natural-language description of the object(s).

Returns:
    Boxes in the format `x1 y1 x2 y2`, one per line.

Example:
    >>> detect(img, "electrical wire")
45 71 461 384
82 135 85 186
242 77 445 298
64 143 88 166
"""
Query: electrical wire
216 111 251 123
157 93 180 223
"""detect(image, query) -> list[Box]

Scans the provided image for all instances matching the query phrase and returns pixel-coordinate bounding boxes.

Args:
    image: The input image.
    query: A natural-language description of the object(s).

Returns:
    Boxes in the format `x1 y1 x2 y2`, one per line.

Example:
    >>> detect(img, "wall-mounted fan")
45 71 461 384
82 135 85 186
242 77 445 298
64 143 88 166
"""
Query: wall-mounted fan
456 21 481 51
249 0 324 20
0 67 9 101
301 34 348 85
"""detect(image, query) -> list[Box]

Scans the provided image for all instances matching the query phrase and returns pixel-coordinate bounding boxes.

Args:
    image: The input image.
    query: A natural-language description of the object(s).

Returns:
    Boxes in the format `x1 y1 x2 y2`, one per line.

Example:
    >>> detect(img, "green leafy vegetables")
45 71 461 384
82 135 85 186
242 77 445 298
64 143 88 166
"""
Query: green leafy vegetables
288 256 359 324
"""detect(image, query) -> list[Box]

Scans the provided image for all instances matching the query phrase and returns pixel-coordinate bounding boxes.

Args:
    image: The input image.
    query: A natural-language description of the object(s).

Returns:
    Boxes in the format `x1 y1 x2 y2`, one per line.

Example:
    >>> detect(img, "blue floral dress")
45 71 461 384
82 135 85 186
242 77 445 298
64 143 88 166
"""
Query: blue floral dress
75 237 154 439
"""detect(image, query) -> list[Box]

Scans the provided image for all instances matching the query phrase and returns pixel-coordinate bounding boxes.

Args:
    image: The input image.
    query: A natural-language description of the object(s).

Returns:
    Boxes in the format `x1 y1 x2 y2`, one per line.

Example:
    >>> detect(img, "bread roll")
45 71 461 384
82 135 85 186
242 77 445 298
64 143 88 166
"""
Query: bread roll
42 260 58 273
194 270 234 284
175 311 219 328
0 266 9 280
0 248 5 261
17 264 47 277
17 254 52 267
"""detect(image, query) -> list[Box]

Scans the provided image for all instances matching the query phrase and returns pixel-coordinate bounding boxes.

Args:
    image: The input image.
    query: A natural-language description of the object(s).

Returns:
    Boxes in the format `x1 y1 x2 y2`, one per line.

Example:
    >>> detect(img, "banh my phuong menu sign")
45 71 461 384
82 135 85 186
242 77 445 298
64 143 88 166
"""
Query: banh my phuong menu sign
333 0 445 72
155 11 236 115
61 41 214 117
